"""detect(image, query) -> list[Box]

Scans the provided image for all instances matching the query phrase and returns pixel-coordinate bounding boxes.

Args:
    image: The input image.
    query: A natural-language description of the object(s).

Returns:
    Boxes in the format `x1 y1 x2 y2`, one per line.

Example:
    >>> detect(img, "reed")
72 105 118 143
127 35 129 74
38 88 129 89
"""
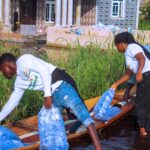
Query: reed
54 44 125 99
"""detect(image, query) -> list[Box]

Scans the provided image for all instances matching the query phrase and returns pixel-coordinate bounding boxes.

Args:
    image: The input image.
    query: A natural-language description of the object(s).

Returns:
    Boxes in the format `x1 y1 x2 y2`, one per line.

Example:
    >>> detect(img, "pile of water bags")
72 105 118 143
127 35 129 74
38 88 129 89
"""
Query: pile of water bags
93 88 121 121
0 125 26 150
38 105 69 150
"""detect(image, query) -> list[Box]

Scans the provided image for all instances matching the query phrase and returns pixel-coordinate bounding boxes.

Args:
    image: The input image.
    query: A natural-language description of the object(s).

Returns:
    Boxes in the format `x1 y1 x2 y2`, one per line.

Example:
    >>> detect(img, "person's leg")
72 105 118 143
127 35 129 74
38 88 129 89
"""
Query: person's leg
136 107 147 136
52 68 85 120
52 81 102 149
124 75 136 100
87 124 102 150
136 89 148 136
146 110 150 132
123 82 135 100
64 83 102 149
136 72 150 136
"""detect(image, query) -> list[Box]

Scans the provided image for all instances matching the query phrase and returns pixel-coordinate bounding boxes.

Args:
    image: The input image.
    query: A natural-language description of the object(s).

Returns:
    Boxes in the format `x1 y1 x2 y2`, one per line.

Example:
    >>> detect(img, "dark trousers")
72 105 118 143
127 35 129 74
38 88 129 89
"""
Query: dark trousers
136 71 150 130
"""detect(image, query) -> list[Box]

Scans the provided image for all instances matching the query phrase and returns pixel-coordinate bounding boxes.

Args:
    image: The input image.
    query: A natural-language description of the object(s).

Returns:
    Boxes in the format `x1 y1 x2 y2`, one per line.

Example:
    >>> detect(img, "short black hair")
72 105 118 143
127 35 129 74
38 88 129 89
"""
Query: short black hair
114 32 136 45
0 53 17 67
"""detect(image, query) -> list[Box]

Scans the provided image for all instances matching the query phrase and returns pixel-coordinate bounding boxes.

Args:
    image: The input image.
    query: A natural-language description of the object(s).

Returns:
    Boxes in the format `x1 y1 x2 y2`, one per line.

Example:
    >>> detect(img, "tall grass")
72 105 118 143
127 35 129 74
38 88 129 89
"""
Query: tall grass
0 42 125 123
139 20 150 30
54 44 125 99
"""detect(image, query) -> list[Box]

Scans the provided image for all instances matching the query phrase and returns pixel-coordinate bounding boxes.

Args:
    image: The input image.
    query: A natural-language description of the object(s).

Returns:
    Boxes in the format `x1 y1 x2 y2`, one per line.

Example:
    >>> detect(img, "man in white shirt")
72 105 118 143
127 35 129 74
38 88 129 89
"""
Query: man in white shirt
0 53 102 150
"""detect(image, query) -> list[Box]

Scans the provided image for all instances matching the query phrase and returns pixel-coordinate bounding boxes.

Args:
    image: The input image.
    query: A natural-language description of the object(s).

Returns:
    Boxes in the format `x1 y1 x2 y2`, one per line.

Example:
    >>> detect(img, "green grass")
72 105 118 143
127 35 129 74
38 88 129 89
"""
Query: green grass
0 42 125 123
54 44 125 99
139 20 150 30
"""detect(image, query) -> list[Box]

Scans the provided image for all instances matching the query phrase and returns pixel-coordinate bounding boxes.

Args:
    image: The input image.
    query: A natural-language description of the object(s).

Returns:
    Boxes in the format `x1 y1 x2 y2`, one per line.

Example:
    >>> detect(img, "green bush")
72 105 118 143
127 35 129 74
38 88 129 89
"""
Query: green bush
139 20 150 30
140 7 150 21
55 44 125 99
139 7 150 30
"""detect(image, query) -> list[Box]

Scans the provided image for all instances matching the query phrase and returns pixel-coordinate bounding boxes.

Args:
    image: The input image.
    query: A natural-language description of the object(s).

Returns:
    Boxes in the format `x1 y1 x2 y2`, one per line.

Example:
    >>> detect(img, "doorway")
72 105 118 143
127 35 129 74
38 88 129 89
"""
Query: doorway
20 0 37 25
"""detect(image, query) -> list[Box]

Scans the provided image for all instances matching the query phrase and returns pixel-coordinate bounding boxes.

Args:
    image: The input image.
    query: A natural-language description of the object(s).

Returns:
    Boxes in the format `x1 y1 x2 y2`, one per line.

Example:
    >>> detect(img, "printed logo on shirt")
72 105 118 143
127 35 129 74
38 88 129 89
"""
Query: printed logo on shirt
28 75 38 90
22 69 31 80
22 69 39 90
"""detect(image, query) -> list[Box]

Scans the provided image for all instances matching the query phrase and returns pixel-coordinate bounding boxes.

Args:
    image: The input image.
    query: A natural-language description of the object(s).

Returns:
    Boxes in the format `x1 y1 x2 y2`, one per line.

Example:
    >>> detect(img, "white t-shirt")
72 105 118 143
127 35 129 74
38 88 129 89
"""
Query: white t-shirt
0 54 62 122
125 44 150 74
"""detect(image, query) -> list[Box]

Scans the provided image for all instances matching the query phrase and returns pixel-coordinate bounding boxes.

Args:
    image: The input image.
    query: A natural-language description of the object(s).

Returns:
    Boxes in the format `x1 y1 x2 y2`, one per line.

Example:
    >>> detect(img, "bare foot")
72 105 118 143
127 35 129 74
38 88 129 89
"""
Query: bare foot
95 145 103 150
140 128 148 137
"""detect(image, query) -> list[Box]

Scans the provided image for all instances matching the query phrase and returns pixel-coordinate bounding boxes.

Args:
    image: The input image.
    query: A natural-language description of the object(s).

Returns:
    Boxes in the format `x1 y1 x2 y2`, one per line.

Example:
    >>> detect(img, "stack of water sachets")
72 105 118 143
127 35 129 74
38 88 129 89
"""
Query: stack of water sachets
93 88 121 121
38 105 69 150
0 125 25 150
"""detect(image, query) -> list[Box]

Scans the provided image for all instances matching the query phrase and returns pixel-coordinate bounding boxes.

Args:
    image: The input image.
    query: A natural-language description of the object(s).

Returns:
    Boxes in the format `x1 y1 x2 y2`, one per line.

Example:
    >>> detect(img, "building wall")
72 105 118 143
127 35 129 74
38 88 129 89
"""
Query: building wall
96 0 139 29
8 0 46 33
81 0 96 25
73 0 96 25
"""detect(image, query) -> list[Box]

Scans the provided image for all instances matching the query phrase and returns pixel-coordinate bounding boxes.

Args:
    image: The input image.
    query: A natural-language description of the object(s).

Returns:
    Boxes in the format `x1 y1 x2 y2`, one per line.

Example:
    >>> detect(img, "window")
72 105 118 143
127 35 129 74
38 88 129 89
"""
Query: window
111 0 125 18
46 0 55 22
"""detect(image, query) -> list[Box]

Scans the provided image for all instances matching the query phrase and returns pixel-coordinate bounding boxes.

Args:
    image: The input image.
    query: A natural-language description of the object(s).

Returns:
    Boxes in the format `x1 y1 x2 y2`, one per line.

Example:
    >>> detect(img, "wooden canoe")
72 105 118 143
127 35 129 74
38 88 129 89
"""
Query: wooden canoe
4 87 136 150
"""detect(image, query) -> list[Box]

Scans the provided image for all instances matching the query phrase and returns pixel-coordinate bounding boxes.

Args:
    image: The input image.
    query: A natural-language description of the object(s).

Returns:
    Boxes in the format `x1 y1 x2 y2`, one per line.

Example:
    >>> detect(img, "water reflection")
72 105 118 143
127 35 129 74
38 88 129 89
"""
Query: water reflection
70 116 150 150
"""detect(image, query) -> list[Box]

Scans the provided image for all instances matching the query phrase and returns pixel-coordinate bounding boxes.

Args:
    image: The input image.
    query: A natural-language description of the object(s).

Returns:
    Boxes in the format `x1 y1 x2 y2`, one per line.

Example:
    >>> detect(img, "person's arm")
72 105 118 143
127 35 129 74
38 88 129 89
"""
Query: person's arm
0 88 24 122
134 52 145 82
111 68 133 90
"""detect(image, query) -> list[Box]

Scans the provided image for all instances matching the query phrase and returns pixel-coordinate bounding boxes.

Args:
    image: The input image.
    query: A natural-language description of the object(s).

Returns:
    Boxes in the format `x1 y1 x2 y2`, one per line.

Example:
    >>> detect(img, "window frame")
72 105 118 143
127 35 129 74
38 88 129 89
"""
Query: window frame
45 0 55 23
111 0 125 19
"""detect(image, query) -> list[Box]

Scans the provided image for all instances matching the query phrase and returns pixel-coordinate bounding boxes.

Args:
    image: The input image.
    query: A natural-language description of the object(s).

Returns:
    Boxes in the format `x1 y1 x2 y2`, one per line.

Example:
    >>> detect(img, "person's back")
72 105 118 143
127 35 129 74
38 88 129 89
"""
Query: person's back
17 54 56 73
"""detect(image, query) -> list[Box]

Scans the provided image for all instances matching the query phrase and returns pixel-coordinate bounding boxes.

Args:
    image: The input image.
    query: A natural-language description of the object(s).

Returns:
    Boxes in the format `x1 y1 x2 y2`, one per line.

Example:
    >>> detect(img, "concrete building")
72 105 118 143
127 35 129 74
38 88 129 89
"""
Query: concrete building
0 0 140 35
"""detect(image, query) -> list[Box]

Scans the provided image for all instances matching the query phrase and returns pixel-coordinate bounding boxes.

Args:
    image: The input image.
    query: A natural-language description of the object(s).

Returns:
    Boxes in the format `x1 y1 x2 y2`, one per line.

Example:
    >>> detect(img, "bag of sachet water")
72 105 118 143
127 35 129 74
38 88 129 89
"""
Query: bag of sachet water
93 88 121 121
38 105 69 150
0 125 26 150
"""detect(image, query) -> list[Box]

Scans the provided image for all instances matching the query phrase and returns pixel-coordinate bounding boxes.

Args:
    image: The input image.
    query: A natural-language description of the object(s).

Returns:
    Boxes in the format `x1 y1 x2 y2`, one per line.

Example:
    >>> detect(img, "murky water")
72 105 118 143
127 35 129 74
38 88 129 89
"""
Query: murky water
70 116 150 150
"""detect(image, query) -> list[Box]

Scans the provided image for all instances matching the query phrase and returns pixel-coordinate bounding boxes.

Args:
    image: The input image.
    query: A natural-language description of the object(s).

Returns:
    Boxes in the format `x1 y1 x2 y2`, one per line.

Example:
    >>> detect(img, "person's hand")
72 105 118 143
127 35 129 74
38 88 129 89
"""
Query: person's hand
136 71 143 83
111 83 118 90
44 96 52 109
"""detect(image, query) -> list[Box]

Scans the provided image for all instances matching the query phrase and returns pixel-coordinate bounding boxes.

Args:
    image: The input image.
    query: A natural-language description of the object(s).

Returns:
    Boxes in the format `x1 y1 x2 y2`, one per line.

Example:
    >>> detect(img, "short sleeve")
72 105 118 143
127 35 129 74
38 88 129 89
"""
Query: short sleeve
127 44 144 58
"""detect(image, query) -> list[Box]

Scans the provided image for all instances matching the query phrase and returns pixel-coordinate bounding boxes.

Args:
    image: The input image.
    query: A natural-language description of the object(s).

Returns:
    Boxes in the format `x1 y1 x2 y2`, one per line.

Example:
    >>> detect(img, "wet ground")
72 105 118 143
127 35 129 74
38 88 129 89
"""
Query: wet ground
70 116 150 150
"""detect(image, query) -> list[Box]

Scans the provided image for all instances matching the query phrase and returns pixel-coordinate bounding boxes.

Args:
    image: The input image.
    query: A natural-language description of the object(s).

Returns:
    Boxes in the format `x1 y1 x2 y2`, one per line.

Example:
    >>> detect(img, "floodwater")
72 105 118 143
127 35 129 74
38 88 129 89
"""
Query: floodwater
70 116 150 150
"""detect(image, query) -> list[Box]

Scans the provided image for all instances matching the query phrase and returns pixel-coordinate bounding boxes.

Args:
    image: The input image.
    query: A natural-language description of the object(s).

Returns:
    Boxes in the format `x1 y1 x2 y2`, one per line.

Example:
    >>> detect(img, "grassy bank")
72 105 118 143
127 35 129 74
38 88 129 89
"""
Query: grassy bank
0 42 125 123
139 20 150 30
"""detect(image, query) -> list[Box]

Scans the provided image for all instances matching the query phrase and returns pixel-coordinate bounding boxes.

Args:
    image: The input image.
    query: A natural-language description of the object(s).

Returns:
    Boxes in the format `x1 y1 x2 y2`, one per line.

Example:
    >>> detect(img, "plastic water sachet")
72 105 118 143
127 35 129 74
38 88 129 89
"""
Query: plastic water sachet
93 88 121 121
0 125 25 150
38 105 69 150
